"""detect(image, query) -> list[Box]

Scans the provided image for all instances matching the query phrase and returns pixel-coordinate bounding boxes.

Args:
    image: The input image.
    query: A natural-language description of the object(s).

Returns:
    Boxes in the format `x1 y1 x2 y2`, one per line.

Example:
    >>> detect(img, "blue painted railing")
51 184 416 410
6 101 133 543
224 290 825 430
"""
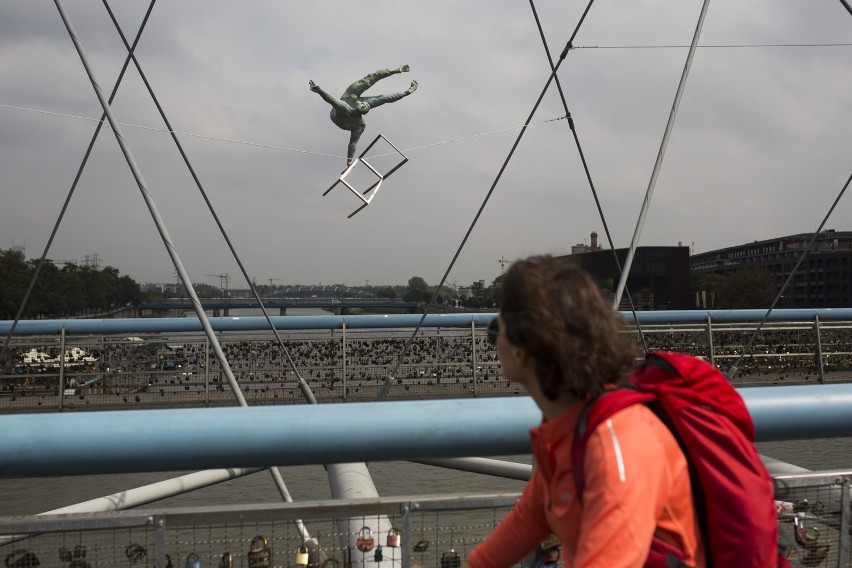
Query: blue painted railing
2 383 852 478
2 308 851 335
2 308 852 478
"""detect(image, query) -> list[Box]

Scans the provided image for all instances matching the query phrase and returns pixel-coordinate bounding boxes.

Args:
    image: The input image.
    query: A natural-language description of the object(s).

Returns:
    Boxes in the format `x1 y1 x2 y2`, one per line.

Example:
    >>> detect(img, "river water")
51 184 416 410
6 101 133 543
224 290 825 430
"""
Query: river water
1 437 850 517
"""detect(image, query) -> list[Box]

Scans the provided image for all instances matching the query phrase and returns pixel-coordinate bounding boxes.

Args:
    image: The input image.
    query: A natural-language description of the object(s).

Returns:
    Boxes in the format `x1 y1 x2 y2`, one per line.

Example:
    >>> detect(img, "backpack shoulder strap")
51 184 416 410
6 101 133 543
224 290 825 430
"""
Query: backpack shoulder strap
571 387 654 506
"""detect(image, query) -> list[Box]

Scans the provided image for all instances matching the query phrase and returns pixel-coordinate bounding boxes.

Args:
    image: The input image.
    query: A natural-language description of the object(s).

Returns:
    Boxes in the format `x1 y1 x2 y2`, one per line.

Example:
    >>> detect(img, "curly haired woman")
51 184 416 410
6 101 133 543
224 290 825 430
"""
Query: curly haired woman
465 255 703 568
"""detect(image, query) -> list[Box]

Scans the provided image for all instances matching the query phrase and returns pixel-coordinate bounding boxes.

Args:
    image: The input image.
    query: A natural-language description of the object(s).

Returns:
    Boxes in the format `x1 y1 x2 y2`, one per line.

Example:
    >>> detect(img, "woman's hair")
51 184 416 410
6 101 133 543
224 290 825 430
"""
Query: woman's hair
500 255 637 401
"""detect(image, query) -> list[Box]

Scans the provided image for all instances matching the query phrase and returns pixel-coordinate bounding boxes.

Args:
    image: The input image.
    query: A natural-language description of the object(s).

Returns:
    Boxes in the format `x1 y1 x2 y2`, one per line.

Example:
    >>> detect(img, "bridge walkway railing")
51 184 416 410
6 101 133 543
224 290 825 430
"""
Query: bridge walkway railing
2 317 852 412
1 470 850 567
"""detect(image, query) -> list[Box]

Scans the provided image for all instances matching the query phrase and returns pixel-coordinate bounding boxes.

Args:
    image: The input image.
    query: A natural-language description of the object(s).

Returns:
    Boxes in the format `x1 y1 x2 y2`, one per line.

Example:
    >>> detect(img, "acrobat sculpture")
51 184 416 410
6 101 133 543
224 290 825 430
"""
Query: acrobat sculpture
309 65 418 165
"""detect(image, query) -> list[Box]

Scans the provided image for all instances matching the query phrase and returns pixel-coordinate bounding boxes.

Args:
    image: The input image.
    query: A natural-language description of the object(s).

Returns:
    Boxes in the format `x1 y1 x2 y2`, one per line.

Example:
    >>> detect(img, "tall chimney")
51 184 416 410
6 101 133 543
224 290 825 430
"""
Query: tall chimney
590 231 598 252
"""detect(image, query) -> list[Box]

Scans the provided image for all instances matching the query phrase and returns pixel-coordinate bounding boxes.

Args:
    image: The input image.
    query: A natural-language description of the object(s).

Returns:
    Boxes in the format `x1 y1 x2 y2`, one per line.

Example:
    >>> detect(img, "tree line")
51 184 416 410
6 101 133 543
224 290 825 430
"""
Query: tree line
402 267 778 311
403 275 501 308
0 246 778 320
0 249 142 319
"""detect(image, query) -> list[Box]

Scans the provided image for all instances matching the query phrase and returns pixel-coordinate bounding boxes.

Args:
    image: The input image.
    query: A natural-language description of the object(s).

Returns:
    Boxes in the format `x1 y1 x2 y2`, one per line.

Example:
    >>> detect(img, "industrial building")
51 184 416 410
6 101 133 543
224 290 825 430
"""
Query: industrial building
689 230 852 308
567 232 692 310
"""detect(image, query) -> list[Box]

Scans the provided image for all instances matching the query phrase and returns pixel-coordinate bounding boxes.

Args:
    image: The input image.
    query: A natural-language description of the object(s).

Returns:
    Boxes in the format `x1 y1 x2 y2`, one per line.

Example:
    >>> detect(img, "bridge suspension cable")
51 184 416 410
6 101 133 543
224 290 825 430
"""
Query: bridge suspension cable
0 102 566 161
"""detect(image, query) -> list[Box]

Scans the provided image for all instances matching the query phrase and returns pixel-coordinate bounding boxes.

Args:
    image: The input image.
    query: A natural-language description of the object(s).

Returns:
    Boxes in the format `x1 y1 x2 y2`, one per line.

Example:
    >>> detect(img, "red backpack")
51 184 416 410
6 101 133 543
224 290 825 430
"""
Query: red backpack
571 351 789 568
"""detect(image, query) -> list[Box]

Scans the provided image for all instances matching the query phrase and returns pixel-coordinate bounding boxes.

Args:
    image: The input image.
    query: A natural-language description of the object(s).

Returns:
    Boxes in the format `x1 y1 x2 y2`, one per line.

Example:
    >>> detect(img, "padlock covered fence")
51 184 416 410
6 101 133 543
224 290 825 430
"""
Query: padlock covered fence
2 310 852 412
2 471 852 568
0 493 518 568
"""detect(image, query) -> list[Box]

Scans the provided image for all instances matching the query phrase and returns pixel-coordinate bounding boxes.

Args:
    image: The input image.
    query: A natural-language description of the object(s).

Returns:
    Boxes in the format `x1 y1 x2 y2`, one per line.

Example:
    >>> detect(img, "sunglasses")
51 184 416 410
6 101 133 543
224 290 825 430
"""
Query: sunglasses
486 318 498 345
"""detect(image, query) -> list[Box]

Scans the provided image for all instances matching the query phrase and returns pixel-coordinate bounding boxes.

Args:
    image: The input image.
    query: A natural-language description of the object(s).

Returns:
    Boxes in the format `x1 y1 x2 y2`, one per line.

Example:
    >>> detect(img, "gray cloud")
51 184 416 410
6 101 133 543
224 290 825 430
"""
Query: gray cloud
1 0 850 289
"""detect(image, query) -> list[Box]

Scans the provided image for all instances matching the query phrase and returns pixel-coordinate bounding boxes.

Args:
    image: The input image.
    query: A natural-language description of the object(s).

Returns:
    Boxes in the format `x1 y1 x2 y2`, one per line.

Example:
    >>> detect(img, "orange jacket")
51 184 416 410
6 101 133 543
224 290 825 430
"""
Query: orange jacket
467 402 703 568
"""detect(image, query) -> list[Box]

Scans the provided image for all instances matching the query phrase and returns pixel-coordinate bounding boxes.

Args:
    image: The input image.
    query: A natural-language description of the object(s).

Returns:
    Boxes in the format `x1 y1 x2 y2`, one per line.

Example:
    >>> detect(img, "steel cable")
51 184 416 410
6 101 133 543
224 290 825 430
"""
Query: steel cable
613 0 711 309
527 0 648 354
726 171 852 381
378 0 600 400
96 0 317 541
100 0 315 406
0 0 157 366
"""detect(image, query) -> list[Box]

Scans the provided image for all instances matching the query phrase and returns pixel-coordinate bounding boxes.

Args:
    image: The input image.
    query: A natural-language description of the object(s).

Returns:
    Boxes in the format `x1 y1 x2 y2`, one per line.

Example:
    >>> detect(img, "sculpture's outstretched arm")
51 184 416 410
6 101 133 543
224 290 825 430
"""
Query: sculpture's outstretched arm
347 126 365 165
309 80 348 113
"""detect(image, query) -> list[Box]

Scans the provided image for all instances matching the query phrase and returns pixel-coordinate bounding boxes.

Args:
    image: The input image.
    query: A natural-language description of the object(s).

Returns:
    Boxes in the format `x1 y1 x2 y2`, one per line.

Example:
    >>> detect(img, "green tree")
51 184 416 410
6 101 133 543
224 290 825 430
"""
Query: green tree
464 280 490 308
116 275 142 305
404 276 431 303
718 268 776 309
60 264 86 314
691 271 726 309
489 275 504 307
0 250 29 318
0 250 143 317
375 286 397 299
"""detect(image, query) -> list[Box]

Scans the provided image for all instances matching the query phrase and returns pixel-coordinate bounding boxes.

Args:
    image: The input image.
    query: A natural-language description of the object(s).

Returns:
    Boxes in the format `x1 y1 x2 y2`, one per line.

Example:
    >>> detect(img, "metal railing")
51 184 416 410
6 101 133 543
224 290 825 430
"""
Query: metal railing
2 313 852 412
775 471 852 567
2 471 852 567
0 493 518 568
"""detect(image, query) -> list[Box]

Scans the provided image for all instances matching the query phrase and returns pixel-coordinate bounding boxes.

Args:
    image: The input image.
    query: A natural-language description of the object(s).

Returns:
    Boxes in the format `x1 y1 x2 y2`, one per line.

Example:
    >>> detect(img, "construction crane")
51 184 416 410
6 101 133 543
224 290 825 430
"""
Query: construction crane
497 256 512 275
206 273 230 299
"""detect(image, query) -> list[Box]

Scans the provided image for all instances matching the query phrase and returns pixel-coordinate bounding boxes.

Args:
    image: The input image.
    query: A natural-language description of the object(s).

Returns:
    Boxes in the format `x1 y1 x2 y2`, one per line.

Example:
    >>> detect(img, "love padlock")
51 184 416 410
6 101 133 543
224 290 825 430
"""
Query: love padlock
295 545 310 566
125 543 147 564
441 549 461 568
374 545 383 563
4 549 40 568
218 551 233 568
247 534 272 568
60 547 74 562
68 544 92 568
356 526 375 553
385 528 401 548
185 552 201 568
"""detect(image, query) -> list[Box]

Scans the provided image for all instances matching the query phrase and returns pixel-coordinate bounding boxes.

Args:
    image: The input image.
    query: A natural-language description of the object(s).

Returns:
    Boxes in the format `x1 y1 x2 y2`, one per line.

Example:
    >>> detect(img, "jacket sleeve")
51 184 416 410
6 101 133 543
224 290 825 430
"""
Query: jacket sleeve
467 468 552 568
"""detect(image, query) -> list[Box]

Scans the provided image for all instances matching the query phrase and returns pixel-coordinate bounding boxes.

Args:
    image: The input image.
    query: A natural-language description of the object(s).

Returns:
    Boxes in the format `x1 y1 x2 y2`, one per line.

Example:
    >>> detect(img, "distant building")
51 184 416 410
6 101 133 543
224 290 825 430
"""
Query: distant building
571 231 602 255
566 232 691 310
690 229 852 308
142 283 165 294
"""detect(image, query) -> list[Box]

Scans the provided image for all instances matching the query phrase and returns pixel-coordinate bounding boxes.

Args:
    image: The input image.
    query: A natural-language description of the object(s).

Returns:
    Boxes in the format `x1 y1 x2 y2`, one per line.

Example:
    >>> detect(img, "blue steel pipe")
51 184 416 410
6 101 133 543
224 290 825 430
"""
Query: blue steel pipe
3 384 852 478
2 308 852 336
0 314 497 335
740 383 852 441
0 398 539 478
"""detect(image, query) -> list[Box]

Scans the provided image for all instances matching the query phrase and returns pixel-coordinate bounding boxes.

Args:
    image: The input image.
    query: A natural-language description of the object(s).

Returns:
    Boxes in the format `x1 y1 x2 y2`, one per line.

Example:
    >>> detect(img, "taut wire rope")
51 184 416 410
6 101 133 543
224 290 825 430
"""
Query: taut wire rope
573 42 852 50
98 2 323 542
100 0 316 407
725 171 852 381
54 1 311 541
0 102 565 163
377 0 599 401
527 0 648 354
0 0 158 365
612 0 711 309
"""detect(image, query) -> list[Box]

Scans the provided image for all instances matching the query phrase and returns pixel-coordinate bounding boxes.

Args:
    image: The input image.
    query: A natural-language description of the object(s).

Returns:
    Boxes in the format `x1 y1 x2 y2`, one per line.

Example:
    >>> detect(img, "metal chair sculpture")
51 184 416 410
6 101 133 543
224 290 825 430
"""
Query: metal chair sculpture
323 134 409 218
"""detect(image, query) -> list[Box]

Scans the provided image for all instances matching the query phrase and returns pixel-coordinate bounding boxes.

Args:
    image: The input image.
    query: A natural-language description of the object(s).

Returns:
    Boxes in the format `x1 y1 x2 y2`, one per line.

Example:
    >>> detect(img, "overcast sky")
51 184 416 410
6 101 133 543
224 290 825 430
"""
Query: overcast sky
1 1 850 290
